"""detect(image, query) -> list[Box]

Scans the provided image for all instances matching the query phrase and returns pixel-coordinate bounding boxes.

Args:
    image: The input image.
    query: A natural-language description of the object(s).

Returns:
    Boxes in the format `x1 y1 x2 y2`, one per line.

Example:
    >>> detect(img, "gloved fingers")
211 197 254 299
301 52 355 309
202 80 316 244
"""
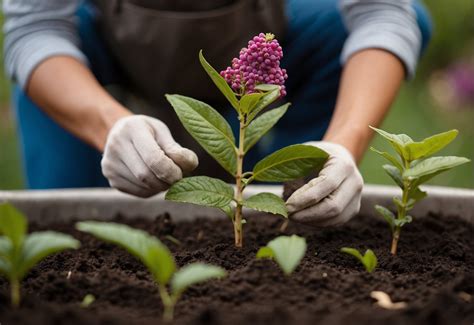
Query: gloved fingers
289 174 362 226
286 160 348 213
108 174 157 198
147 117 199 173
305 194 361 228
116 148 170 191
131 126 183 185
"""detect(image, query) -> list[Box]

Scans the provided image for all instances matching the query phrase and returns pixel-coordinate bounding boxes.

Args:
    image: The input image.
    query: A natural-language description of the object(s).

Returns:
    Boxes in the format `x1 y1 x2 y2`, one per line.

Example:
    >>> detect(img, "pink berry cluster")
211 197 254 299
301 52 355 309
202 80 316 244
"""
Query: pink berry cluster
220 33 288 97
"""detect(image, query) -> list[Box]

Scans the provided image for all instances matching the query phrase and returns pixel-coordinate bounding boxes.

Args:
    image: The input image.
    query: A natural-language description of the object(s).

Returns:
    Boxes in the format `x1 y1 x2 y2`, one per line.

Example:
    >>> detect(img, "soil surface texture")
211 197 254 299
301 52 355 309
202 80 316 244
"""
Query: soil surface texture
0 212 473 325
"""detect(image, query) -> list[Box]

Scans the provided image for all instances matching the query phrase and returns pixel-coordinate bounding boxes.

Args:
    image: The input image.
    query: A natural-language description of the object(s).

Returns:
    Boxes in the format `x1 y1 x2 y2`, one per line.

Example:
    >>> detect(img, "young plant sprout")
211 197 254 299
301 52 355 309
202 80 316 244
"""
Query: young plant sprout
76 221 226 321
165 33 328 247
256 235 307 275
340 247 377 273
0 203 80 307
370 127 470 255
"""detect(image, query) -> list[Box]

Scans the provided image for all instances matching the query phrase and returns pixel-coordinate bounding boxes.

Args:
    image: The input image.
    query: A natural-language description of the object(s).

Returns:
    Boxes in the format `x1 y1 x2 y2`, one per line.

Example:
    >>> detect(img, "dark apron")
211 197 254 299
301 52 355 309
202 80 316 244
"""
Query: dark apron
92 0 287 180
93 0 286 106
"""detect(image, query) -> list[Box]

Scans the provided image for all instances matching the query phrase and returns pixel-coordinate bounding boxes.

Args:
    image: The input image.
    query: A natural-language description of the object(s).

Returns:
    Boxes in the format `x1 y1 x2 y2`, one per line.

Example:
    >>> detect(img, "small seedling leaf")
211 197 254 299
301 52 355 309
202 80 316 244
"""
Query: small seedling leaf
340 247 377 273
171 263 226 295
199 50 239 111
166 94 237 175
404 156 470 182
257 235 306 275
80 294 96 308
404 129 458 160
253 144 328 182
165 176 234 214
76 222 175 285
393 215 413 227
382 164 404 188
256 246 274 259
374 205 396 232
244 104 289 153
0 203 27 248
18 231 80 279
370 147 403 171
242 192 288 217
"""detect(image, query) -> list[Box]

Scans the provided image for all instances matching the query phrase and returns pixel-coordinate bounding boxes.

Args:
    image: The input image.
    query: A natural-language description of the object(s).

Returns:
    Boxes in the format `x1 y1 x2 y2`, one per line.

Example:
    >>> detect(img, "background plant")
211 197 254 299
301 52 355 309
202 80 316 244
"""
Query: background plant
256 235 307 275
370 127 470 255
76 221 226 321
165 34 328 247
0 203 80 307
340 247 377 273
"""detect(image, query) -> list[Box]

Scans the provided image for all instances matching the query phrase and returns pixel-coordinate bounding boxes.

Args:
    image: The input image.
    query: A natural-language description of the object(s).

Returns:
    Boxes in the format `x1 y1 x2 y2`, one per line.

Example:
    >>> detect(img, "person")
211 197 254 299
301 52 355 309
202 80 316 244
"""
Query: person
2 0 431 227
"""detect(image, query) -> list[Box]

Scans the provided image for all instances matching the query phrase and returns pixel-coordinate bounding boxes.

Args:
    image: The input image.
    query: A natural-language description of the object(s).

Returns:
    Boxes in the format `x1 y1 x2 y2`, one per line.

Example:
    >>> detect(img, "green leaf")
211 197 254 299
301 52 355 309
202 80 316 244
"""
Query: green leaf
0 203 27 248
242 193 288 218
393 215 413 228
408 186 427 203
0 237 12 276
370 126 413 160
254 84 280 92
240 93 266 115
18 231 80 279
166 94 237 175
80 294 96 308
404 156 470 182
76 222 175 285
171 263 226 295
247 88 281 123
404 129 458 161
256 235 306 275
340 247 378 273
374 205 396 232
253 144 328 182
256 246 274 259
383 164 404 188
244 104 289 153
198 50 239 111
165 176 234 215
370 147 403 171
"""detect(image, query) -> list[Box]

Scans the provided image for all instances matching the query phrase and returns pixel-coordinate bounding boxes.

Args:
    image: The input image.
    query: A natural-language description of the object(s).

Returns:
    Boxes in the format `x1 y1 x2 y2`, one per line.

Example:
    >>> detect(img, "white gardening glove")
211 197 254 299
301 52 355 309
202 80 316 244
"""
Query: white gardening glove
286 141 363 227
101 115 198 198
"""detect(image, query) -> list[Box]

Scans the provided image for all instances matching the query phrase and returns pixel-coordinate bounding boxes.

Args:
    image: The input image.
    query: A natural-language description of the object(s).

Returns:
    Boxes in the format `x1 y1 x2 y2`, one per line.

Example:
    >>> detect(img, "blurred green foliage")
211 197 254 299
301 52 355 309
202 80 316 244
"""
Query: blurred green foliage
0 1 473 189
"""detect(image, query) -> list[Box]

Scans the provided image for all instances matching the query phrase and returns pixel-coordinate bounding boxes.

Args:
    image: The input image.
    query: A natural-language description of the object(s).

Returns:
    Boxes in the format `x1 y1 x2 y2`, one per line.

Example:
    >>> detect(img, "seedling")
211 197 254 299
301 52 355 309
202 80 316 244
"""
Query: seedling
76 221 226 321
165 33 328 247
80 294 96 308
256 235 307 275
340 247 377 273
370 127 470 255
0 203 80 307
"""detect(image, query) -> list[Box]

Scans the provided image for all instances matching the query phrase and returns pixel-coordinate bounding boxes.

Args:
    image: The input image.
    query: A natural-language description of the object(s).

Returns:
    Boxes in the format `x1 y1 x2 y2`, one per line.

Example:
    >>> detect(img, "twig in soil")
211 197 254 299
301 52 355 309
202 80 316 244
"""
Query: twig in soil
458 291 472 303
164 235 182 246
279 219 289 232
370 291 407 310
66 271 72 280
196 230 204 241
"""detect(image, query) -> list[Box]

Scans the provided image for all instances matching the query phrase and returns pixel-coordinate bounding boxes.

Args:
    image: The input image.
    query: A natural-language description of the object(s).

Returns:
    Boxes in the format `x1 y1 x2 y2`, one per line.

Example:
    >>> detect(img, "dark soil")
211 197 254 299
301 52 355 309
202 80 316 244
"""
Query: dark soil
0 212 473 325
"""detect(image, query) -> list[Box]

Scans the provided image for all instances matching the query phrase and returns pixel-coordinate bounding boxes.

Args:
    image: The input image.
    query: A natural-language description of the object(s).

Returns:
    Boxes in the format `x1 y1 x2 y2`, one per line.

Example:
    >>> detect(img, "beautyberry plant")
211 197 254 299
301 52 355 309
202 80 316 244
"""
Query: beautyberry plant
166 33 328 247
370 127 470 255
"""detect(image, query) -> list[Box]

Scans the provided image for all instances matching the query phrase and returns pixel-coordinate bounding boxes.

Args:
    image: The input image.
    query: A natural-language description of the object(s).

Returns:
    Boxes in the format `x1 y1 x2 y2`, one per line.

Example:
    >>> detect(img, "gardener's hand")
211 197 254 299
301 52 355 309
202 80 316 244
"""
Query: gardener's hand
286 141 363 227
102 115 198 197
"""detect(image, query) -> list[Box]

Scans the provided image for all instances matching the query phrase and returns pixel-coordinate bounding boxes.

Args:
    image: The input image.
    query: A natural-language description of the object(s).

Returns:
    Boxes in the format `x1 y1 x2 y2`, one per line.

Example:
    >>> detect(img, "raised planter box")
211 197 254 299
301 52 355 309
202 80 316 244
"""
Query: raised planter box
0 184 472 325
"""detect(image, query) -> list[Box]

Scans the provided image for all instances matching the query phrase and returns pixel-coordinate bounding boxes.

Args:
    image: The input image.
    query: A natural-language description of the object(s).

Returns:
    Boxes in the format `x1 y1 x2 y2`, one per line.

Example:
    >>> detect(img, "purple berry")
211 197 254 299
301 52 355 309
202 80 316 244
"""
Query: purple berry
220 33 287 97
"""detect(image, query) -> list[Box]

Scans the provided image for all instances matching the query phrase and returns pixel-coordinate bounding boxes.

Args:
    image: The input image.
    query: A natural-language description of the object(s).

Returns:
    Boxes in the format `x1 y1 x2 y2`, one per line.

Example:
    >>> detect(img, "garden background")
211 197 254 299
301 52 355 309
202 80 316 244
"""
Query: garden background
1 0 473 189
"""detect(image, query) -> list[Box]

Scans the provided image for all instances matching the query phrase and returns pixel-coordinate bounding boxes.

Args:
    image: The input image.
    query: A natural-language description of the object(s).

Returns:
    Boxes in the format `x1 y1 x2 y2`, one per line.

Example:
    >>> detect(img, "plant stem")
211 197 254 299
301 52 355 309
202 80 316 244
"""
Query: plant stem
158 285 175 322
391 160 410 255
11 278 20 307
233 120 246 248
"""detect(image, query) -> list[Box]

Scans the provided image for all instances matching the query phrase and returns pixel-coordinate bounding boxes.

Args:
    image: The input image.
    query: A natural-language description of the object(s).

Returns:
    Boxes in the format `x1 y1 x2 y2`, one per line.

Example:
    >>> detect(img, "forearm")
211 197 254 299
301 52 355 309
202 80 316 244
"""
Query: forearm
27 56 132 151
323 49 405 163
